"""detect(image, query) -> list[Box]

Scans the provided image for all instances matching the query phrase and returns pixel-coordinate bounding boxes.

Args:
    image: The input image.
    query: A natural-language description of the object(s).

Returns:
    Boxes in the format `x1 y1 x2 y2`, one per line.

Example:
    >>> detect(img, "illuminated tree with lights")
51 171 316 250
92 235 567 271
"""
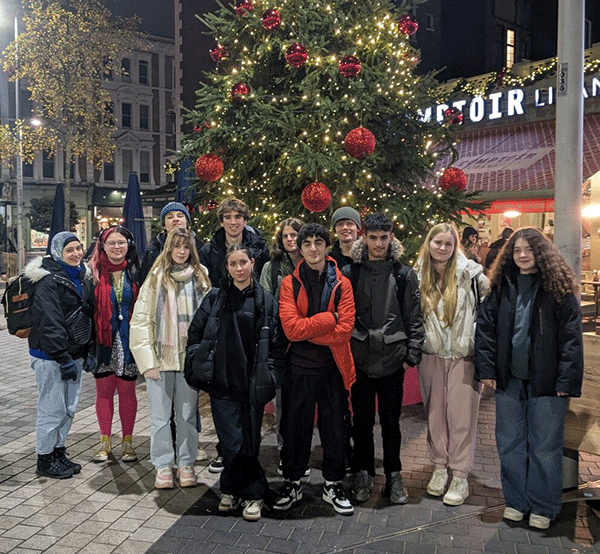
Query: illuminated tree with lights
1 0 143 230
182 0 481 258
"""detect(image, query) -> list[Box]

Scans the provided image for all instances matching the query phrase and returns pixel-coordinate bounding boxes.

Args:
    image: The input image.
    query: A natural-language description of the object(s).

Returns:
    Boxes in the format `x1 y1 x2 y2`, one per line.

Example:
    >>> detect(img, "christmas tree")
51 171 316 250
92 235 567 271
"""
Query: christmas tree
180 0 479 259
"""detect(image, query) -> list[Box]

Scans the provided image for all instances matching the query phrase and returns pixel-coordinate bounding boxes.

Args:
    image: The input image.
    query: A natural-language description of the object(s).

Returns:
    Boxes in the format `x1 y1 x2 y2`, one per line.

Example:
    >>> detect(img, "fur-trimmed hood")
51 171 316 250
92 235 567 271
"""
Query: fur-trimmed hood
349 236 405 264
23 255 91 284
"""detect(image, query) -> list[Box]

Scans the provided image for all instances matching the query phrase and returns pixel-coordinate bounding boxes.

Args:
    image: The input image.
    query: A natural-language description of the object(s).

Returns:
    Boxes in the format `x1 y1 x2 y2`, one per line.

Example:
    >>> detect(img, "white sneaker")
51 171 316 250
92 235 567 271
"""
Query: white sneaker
426 469 449 497
442 476 469 506
218 494 240 512
322 482 354 515
503 507 524 521
529 513 551 529
197 447 208 462
242 499 263 521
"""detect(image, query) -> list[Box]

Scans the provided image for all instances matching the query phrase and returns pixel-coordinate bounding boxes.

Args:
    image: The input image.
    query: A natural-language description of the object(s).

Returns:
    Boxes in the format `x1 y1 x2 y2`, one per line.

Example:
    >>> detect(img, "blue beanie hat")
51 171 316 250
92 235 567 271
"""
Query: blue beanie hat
160 202 191 224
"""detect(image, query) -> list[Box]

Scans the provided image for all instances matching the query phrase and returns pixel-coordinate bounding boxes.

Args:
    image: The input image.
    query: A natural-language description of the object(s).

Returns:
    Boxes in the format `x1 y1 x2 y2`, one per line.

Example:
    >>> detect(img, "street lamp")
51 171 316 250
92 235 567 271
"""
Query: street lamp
12 12 24 271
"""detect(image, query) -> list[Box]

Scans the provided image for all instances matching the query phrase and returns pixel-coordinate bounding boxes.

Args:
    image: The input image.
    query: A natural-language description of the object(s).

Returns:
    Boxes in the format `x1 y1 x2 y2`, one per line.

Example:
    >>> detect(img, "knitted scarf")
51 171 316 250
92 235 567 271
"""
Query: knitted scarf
95 250 138 347
155 265 198 369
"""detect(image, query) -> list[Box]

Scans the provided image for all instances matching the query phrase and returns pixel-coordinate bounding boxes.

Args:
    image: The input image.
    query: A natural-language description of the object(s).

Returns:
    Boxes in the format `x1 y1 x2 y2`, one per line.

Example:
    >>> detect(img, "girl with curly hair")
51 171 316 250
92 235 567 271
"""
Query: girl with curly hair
416 223 489 506
130 228 210 489
475 227 583 529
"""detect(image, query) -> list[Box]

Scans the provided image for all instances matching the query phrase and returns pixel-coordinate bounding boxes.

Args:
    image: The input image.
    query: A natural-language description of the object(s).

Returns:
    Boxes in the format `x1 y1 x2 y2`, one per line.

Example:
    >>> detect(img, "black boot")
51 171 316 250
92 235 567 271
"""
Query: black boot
54 447 82 474
36 452 74 479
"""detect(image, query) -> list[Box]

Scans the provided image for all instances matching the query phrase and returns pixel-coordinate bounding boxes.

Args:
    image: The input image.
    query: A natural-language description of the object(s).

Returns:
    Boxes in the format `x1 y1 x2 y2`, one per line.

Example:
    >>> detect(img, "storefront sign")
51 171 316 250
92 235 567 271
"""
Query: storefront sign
422 75 600 124
486 198 555 214
457 147 554 173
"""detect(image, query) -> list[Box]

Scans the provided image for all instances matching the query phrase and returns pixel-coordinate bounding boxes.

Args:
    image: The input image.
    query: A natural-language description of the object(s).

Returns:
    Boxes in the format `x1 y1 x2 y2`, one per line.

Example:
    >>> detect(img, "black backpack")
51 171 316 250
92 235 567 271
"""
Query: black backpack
2 275 36 338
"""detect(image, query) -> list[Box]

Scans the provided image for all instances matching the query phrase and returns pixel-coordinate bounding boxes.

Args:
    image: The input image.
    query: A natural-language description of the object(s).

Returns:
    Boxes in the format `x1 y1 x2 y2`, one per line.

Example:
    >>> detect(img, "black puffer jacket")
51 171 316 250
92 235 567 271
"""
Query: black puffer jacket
185 279 285 408
140 231 204 283
24 256 94 365
475 270 583 397
199 227 269 286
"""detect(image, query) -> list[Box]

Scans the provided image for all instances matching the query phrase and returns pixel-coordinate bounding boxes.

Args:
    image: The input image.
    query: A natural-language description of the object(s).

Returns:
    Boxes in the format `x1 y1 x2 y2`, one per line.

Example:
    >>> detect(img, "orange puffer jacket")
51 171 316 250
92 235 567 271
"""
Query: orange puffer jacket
279 257 356 390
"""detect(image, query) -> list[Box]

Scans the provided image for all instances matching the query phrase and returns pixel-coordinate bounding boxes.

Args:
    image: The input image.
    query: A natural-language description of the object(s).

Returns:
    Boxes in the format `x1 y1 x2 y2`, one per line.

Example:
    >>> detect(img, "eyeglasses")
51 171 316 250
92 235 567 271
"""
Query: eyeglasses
105 241 127 248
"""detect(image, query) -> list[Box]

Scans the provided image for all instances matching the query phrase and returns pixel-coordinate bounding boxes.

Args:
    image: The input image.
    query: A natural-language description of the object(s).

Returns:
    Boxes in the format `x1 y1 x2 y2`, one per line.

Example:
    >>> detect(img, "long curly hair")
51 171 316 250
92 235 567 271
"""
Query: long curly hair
489 227 578 300
150 228 210 293
417 223 460 327
270 218 304 261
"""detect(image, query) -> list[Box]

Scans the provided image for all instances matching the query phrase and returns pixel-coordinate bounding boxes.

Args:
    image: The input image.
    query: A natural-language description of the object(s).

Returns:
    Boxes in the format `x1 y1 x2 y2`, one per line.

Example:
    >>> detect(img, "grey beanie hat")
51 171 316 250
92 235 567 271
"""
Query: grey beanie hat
331 207 361 229
50 231 80 262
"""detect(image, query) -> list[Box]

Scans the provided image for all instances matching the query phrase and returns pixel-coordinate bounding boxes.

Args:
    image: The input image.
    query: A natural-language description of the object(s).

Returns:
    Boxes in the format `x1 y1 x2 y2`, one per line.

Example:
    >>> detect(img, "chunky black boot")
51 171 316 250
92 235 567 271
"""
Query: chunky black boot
36 452 74 479
54 447 82 474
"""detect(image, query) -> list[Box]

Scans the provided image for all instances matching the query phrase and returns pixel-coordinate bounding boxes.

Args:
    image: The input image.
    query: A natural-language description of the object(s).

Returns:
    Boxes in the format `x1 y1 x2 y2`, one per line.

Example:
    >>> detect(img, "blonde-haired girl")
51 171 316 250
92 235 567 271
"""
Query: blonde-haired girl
415 223 489 506
130 228 210 489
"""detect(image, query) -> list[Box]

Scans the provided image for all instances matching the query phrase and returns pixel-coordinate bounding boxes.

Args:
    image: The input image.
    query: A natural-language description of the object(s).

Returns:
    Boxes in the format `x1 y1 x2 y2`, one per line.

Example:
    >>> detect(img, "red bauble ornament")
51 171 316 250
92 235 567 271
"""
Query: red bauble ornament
344 127 376 159
235 0 253 17
397 15 418 36
439 167 467 191
206 200 218 211
301 182 332 212
444 107 463 125
285 43 308 68
195 154 224 182
231 82 250 102
261 9 281 30
339 55 362 77
209 43 228 63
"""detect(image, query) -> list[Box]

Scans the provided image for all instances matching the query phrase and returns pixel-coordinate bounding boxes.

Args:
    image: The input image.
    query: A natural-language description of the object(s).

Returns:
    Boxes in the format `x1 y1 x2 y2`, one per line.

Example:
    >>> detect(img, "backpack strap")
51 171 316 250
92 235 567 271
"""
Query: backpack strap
393 263 408 305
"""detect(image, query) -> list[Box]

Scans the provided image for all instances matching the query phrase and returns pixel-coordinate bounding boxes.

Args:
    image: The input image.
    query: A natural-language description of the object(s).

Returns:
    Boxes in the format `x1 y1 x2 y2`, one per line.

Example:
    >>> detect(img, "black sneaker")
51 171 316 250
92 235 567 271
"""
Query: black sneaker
386 472 409 504
36 453 74 479
322 482 354 515
277 460 310 477
273 480 303 511
54 447 81 474
208 456 224 474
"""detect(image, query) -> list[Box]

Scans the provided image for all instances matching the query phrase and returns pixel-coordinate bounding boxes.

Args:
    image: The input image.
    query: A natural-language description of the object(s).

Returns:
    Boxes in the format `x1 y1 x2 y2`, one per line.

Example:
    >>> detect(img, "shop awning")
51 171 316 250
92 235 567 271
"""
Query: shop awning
453 112 600 195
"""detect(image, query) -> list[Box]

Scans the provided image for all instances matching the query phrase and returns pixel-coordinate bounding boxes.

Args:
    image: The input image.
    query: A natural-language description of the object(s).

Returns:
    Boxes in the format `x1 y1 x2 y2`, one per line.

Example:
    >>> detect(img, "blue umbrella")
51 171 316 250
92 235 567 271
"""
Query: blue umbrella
46 183 65 255
122 171 147 256
175 158 194 203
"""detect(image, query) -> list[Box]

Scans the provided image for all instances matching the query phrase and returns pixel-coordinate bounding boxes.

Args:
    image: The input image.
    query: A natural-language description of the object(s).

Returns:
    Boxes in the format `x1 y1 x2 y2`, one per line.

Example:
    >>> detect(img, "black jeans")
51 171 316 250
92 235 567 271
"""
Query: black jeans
351 368 404 477
210 396 268 500
281 371 349 482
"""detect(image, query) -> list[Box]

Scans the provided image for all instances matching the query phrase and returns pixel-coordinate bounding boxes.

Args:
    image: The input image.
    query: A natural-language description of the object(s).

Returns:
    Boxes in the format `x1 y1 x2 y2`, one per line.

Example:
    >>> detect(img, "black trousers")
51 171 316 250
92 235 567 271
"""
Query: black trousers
281 371 349 482
351 368 404 477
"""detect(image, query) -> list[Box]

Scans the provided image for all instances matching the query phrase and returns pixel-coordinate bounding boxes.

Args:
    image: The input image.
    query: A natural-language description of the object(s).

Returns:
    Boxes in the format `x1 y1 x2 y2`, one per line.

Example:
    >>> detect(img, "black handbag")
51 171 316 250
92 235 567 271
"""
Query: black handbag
65 307 92 346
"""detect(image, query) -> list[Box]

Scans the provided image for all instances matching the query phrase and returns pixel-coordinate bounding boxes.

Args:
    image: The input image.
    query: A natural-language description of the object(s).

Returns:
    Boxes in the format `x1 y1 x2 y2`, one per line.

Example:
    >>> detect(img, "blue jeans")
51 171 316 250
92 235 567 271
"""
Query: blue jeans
495 377 568 519
145 371 198 468
33 357 83 455
210 396 268 500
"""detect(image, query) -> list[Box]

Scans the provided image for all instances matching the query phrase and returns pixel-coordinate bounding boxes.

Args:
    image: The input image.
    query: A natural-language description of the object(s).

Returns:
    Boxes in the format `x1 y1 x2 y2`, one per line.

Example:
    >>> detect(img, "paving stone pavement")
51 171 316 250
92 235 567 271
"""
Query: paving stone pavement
1 326 600 554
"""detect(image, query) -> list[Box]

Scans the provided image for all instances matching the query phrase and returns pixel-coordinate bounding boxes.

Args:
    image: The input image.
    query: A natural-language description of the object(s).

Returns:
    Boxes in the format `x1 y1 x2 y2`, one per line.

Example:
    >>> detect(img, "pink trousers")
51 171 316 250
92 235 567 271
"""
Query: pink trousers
418 353 481 478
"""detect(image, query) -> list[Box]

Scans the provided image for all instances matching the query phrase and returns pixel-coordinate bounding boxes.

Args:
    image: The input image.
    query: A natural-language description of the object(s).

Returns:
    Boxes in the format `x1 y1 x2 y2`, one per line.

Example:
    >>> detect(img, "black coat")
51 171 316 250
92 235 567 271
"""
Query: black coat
185 280 285 408
474 271 583 397
25 257 94 365
199 227 269 286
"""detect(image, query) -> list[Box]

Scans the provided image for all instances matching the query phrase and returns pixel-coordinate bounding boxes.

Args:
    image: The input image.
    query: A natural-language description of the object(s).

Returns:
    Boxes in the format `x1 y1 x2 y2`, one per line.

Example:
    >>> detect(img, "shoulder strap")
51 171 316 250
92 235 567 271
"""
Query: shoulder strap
270 259 280 294
393 264 408 305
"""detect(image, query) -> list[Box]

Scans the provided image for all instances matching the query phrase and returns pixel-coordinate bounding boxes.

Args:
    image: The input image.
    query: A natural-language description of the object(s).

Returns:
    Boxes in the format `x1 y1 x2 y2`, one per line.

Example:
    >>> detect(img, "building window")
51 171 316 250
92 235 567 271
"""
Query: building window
121 103 132 128
506 29 515 69
121 57 131 82
103 57 113 80
139 60 149 85
140 151 150 183
122 149 133 181
139 105 149 130
426 13 434 31
23 162 33 178
104 161 114 182
42 152 54 179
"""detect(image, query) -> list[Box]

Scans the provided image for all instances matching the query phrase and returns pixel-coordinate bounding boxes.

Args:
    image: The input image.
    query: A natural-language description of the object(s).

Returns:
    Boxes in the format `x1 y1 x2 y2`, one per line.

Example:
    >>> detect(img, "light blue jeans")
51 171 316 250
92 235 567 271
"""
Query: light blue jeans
145 371 198 468
32 357 83 455
495 377 568 519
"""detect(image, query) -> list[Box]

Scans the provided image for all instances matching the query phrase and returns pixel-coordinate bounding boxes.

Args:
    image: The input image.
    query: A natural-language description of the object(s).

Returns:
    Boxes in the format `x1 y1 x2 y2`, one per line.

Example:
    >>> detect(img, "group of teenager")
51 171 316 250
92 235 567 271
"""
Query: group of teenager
26 197 583 528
